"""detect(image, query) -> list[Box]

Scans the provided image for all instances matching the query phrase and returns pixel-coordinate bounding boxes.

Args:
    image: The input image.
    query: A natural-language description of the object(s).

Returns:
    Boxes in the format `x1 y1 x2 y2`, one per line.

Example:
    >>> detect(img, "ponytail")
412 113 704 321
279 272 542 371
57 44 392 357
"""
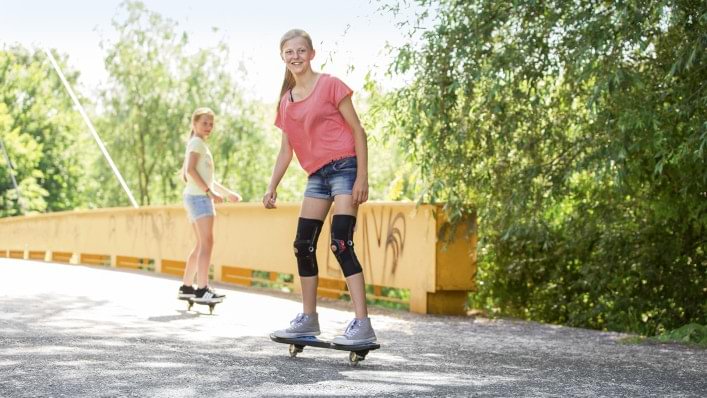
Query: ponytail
181 129 194 182
276 68 296 113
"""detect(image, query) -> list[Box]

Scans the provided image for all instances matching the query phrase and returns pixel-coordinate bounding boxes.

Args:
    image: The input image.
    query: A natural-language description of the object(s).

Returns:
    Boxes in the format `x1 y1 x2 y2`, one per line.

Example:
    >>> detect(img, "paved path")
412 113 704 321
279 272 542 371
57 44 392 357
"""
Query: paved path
0 259 705 397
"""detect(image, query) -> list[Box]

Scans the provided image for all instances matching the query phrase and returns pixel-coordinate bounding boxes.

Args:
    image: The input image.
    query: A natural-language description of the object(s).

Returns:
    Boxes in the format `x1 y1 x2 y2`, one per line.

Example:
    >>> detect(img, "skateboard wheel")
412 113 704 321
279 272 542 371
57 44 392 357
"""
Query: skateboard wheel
288 344 303 358
348 351 365 365
187 302 193 311
208 304 215 315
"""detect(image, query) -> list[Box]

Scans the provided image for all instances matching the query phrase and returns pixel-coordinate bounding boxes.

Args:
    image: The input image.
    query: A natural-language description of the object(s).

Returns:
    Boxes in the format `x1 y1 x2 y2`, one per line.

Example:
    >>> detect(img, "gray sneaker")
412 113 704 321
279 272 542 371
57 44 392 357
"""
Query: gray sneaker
332 317 377 345
273 313 320 338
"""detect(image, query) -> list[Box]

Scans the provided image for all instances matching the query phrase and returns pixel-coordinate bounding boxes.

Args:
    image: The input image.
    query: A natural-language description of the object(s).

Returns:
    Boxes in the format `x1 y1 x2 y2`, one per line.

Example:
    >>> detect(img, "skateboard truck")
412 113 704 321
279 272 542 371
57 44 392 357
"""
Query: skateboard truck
179 296 222 315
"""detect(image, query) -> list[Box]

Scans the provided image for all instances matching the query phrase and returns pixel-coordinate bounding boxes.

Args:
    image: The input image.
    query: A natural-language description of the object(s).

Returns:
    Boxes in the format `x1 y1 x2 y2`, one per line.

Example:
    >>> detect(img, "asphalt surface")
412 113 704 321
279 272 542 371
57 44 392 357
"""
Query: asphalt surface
0 259 705 397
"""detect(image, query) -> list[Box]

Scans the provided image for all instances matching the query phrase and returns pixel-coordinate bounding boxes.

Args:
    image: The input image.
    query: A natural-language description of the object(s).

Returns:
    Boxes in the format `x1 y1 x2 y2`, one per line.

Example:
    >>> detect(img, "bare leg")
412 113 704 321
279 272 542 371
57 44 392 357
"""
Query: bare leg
299 197 332 314
182 222 200 286
333 194 368 319
193 216 215 288
299 276 318 314
345 273 368 319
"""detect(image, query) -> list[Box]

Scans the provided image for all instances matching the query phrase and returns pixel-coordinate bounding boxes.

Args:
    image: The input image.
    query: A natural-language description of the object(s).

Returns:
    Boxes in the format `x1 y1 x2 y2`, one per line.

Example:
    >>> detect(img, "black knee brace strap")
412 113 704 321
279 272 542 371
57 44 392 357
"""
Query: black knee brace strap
293 217 323 277
330 214 363 277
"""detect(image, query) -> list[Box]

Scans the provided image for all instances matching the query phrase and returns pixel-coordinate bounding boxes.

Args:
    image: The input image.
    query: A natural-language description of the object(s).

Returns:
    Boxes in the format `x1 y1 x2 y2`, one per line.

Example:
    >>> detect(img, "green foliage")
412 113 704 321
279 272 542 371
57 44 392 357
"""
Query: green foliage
361 73 423 201
367 285 411 311
0 46 88 216
91 0 283 206
654 323 707 347
379 0 707 335
624 323 707 348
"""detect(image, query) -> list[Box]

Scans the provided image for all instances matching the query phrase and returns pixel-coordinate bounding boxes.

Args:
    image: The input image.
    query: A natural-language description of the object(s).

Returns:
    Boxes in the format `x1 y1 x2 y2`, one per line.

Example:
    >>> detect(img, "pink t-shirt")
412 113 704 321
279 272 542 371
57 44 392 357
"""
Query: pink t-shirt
274 74 356 174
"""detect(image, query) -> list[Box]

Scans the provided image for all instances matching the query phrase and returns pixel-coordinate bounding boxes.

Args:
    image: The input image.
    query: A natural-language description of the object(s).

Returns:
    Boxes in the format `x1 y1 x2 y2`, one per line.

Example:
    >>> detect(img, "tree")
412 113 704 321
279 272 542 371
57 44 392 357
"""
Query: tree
0 46 88 216
95 0 275 206
378 0 706 334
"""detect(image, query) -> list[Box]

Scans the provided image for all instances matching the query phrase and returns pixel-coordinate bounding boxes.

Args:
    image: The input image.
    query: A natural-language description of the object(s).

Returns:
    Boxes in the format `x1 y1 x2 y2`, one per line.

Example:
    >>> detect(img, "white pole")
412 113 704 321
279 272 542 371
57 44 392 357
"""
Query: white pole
44 47 139 208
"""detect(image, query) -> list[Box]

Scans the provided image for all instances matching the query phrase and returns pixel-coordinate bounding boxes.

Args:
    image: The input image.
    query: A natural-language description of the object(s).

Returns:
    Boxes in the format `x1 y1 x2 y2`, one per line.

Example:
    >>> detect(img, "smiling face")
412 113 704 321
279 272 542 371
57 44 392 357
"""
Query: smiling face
193 114 214 139
281 36 315 76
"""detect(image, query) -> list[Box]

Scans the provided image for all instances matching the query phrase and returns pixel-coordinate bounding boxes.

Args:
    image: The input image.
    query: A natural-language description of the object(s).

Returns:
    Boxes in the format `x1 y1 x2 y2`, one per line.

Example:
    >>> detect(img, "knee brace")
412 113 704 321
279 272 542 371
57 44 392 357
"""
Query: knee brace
293 217 323 277
330 214 363 277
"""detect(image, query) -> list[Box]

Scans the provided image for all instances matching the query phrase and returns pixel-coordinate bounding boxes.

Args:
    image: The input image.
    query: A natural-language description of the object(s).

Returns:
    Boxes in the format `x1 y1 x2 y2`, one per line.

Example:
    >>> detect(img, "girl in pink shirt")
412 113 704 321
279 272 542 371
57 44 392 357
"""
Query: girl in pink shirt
263 29 376 345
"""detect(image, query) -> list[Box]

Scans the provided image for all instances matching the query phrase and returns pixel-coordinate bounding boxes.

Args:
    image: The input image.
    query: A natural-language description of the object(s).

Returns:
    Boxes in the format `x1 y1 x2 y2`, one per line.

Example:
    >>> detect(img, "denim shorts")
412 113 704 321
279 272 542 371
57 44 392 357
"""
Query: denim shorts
183 194 214 221
304 156 357 200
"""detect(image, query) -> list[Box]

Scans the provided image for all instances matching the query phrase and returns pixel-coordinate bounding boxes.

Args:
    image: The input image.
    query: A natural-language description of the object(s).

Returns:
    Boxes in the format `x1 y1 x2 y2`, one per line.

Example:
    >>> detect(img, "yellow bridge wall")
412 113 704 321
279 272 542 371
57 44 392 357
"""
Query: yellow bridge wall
0 202 476 314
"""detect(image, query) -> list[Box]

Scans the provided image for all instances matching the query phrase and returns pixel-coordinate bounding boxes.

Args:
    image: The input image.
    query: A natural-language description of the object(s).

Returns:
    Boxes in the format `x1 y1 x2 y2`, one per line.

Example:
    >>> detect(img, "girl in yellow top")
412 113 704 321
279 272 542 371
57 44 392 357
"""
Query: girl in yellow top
179 107 241 303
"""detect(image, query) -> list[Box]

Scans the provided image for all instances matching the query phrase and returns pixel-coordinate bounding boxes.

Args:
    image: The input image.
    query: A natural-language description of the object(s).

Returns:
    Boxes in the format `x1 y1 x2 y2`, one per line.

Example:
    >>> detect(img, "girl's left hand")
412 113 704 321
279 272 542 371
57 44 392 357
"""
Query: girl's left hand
227 193 242 203
352 178 369 205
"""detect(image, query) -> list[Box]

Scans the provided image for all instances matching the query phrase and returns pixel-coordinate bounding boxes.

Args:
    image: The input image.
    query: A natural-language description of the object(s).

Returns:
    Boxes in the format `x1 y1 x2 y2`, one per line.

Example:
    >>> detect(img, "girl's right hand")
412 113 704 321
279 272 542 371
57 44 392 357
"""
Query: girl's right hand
210 192 225 204
262 190 277 209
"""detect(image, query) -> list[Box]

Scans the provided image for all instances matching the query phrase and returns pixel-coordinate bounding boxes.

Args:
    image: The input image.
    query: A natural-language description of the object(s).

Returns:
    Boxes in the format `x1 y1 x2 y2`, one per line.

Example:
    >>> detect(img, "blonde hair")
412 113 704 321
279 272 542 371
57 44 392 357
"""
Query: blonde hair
189 107 215 137
182 107 216 182
277 29 314 112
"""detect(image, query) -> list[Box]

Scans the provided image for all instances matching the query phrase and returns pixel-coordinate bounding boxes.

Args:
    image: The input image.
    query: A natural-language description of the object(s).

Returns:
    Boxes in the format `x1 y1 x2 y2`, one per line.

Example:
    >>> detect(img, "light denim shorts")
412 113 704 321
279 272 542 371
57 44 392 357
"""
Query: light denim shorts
304 156 357 200
183 194 214 221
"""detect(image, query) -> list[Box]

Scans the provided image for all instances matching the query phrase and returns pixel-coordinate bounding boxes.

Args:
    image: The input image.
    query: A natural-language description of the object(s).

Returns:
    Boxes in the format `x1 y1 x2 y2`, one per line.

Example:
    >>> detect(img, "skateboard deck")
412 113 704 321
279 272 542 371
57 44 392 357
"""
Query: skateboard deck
270 334 380 365
178 296 223 314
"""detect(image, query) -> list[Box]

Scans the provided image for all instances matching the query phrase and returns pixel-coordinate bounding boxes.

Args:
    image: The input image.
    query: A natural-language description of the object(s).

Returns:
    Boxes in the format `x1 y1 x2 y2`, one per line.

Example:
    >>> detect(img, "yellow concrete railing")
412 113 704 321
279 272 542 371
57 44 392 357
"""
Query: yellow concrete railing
0 202 476 315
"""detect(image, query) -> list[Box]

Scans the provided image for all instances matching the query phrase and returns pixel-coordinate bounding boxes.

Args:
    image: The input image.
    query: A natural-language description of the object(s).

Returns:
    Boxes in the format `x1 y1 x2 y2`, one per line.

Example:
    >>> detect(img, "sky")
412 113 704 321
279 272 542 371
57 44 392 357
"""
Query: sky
0 0 423 102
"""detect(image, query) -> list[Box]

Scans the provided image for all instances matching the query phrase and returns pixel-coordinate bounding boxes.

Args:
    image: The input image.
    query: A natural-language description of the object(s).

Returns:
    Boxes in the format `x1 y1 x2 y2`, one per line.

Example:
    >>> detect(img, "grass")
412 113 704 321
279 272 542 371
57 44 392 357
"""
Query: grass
622 323 707 349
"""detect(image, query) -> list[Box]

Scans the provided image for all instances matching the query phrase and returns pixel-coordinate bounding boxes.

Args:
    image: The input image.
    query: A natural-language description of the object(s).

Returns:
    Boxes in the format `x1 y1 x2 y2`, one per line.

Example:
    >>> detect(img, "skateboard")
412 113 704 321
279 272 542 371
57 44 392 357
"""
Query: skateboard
178 296 222 314
270 334 381 366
